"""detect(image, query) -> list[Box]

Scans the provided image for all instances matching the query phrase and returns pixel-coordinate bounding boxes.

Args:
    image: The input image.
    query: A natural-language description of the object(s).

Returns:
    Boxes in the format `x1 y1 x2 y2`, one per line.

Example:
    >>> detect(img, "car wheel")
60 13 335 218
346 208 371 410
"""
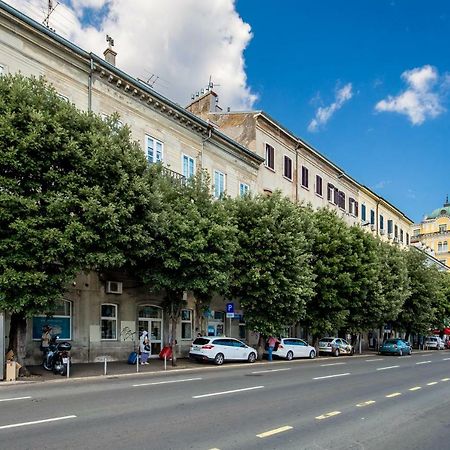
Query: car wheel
214 353 224 365
285 351 294 361
248 352 256 363
399 349 403 356
334 349 340 357
408 347 412 355
309 350 316 359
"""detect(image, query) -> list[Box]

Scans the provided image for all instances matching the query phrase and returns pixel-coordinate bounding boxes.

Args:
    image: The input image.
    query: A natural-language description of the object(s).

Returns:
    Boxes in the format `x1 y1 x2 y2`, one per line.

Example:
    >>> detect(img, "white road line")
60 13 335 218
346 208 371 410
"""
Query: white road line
441 378 450 381
313 373 350 380
132 377 202 387
442 358 450 361
316 411 341 420
409 387 422 391
0 396 32 402
416 361 432 365
420 353 433 356
365 358 383 362
193 386 264 399
386 392 401 398
256 425 293 438
376 365 400 371
251 368 291 374
0 415 77 430
320 362 346 367
356 400 376 407
427 382 438 386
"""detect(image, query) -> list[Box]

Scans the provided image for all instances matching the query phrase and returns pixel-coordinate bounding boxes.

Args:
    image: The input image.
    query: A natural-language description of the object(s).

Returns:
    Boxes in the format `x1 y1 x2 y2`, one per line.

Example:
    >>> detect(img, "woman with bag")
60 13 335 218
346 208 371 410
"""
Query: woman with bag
140 331 151 365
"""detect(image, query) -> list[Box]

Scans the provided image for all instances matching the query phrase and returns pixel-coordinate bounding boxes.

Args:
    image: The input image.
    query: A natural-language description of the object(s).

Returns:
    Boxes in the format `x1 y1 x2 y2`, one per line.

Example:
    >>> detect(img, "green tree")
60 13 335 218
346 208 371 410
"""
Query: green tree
138 168 237 365
0 75 150 370
227 192 314 354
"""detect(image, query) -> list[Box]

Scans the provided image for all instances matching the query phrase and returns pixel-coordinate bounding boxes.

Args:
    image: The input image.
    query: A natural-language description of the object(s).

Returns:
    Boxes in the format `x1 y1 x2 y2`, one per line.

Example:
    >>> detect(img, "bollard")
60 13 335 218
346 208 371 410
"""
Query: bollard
104 357 107 376
136 352 139 373
66 357 70 379
164 355 167 371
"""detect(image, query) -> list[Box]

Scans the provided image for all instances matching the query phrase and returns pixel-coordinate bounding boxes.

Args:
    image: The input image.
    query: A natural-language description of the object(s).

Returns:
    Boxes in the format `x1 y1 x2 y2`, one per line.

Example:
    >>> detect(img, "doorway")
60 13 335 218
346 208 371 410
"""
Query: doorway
137 305 163 358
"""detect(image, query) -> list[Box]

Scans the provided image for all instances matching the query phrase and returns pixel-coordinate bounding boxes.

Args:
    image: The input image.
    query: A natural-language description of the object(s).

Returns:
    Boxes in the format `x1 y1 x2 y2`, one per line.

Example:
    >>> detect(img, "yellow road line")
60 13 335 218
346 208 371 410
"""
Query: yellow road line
441 378 450 381
256 426 293 438
315 411 341 420
427 382 438 386
409 386 422 391
356 400 376 407
386 392 401 398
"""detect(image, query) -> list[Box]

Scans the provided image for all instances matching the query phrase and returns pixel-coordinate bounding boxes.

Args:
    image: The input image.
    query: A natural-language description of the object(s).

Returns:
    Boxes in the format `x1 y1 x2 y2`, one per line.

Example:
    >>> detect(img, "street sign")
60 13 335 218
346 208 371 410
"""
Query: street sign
226 312 234 318
226 302 234 314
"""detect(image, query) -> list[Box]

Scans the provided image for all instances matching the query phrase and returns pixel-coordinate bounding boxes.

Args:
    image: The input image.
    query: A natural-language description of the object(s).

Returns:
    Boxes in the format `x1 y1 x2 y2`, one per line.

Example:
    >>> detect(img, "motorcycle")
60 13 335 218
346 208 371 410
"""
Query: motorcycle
42 335 72 375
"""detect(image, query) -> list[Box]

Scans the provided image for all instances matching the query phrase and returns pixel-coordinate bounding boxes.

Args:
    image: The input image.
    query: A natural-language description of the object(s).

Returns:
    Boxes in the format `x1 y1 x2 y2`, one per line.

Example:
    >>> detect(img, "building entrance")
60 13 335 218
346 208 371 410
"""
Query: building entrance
138 305 163 357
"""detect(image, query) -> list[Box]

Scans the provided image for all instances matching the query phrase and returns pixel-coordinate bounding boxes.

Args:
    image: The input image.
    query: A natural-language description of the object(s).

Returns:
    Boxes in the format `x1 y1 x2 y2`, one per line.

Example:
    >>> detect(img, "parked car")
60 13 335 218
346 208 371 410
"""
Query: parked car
189 337 257 365
424 336 445 350
264 338 316 360
379 338 412 356
318 337 354 357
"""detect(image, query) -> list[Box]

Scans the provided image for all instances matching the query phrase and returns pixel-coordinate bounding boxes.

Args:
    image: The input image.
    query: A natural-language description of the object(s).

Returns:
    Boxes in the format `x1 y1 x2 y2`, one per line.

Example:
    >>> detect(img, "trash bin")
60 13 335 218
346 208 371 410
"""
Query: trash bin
5 361 21 381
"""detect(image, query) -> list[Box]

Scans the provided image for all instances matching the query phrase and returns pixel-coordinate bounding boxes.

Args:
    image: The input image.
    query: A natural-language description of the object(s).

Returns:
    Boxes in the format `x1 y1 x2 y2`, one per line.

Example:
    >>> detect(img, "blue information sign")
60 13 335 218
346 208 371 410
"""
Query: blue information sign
226 303 234 314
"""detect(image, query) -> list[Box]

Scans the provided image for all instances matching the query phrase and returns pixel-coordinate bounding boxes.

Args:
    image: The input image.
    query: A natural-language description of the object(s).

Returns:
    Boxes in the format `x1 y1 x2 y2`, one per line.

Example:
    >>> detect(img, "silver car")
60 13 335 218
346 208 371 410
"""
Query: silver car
318 337 354 357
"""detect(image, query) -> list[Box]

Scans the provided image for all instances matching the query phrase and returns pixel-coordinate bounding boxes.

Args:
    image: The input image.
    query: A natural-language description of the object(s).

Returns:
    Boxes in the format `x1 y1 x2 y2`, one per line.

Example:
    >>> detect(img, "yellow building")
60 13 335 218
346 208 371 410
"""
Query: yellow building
412 198 450 267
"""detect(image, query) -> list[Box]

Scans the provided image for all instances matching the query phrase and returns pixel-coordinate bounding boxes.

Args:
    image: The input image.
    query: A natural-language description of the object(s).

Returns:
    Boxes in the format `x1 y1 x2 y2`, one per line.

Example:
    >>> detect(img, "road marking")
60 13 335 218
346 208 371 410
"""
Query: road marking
313 373 350 380
316 411 341 420
376 365 400 371
256 425 293 438
251 368 291 374
0 415 77 430
416 361 431 365
0 396 32 402
427 382 438 386
320 362 346 367
193 386 264 399
133 377 202 387
420 353 433 356
386 392 401 398
442 358 450 361
356 400 376 407
409 387 422 391
441 378 450 381
365 358 383 362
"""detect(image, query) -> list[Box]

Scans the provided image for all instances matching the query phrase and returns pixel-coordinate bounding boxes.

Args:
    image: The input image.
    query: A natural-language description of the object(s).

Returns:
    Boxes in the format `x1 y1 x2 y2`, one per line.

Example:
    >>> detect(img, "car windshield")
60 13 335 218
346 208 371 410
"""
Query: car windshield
193 338 210 345
319 338 334 343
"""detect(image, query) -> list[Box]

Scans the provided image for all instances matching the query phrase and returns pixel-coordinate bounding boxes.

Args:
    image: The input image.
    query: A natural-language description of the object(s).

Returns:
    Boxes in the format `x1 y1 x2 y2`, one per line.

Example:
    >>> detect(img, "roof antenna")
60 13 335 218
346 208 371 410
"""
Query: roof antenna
43 0 59 29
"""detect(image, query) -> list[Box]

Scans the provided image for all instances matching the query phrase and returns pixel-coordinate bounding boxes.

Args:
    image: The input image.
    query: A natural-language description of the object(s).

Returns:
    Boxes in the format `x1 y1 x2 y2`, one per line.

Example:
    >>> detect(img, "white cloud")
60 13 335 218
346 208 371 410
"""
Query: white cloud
375 65 445 125
5 0 257 109
374 180 391 190
308 83 353 132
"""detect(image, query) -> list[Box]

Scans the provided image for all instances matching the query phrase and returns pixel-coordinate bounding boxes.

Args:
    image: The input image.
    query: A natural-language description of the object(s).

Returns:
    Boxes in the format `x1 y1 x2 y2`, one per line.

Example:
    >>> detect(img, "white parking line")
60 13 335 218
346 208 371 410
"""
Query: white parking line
0 415 77 430
416 361 432 365
251 368 291 374
132 377 202 387
320 362 346 367
420 353 433 356
386 392 401 398
376 365 400 371
256 425 293 438
0 396 32 402
365 358 383 362
316 411 341 420
313 373 350 380
193 386 264 399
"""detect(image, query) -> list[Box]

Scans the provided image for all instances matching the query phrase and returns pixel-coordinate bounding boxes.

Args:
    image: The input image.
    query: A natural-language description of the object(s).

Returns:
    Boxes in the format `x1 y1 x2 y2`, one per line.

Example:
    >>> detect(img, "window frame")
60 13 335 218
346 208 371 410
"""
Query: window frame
181 309 193 341
214 170 226 199
146 134 164 164
361 204 367 222
100 303 118 341
264 143 275 171
32 299 73 341
181 153 196 179
239 182 250 197
301 165 309 189
283 155 293 181
315 175 323 197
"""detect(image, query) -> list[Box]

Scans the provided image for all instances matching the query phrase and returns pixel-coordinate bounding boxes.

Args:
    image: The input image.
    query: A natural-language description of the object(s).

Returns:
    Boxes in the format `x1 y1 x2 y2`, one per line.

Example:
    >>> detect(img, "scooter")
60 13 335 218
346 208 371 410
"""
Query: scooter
42 335 72 375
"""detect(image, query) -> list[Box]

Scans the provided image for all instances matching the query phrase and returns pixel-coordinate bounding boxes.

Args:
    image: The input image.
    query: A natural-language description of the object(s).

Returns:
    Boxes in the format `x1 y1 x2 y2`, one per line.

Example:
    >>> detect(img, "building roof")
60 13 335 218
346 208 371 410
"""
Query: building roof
427 206 450 220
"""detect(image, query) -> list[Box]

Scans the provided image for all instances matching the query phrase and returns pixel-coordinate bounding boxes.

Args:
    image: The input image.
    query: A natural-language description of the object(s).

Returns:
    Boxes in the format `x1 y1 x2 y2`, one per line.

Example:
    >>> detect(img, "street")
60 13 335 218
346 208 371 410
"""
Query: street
1 351 450 450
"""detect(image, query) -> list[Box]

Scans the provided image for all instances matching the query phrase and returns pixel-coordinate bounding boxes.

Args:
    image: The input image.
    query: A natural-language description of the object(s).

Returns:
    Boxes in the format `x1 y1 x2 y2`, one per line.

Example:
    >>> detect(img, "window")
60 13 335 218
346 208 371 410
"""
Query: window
438 242 443 253
444 241 448 252
370 210 375 225
394 224 398 238
214 170 225 198
239 182 249 197
146 135 163 163
333 187 339 205
101 304 117 340
338 191 345 209
439 224 447 233
301 166 309 188
413 228 420 237
283 155 293 180
32 300 72 341
265 143 275 170
327 183 334 202
182 154 195 178
316 175 323 196
349 198 357 215
400 229 404 242
361 204 367 222
181 309 193 340
406 233 410 245
387 220 393 234
379 215 384 230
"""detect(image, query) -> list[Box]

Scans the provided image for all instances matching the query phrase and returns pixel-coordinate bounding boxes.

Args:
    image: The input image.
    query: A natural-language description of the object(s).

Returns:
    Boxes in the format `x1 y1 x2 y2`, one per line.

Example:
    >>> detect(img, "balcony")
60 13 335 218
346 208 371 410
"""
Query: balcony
162 167 186 185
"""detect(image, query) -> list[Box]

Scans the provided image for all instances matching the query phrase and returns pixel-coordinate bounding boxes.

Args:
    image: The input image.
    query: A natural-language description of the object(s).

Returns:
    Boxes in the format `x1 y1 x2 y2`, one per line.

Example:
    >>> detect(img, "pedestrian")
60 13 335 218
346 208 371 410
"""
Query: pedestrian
40 325 52 357
140 331 151 365
267 336 278 362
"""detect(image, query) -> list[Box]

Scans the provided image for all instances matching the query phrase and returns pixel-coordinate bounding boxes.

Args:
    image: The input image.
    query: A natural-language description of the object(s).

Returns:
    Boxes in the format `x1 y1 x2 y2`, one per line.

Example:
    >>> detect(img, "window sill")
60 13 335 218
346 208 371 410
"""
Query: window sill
315 193 323 198
283 175 293 182
265 165 276 173
301 184 309 190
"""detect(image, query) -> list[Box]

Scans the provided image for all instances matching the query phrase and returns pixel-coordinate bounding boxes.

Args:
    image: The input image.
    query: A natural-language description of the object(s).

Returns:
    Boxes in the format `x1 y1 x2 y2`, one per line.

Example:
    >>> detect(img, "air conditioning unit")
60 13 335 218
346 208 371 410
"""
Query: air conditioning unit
380 229 385 235
388 233 393 239
106 281 123 294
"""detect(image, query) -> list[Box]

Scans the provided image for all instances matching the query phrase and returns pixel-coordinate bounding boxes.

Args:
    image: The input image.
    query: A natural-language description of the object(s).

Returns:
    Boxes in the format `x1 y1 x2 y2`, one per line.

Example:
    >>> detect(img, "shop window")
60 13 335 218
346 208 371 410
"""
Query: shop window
32 299 72 340
101 304 117 340
181 309 193 340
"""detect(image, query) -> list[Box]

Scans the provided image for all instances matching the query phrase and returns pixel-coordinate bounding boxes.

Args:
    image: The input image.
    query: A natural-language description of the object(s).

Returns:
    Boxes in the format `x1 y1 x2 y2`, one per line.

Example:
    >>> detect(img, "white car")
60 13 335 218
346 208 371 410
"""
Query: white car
264 338 316 360
424 336 445 350
189 336 257 365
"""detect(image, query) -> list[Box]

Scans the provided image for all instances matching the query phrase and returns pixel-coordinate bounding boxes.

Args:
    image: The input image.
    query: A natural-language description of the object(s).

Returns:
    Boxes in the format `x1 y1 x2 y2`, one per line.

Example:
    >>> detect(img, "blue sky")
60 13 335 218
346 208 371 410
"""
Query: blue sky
235 0 450 222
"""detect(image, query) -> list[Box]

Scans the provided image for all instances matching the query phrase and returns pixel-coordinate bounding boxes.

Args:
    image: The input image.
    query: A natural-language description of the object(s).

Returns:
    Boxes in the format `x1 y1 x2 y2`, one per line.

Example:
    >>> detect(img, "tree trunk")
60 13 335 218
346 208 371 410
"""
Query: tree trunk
8 313 31 376
405 330 411 342
171 317 177 367
256 333 265 360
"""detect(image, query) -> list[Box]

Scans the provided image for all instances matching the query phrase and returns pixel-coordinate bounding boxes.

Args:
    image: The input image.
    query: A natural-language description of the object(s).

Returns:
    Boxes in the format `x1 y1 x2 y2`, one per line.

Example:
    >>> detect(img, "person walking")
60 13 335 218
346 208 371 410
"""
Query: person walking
139 331 151 365
267 336 278 362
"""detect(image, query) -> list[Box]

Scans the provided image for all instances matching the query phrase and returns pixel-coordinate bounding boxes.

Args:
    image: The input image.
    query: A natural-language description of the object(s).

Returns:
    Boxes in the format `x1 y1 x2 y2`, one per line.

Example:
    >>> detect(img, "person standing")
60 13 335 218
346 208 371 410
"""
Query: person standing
267 336 278 362
40 325 52 356
139 331 151 365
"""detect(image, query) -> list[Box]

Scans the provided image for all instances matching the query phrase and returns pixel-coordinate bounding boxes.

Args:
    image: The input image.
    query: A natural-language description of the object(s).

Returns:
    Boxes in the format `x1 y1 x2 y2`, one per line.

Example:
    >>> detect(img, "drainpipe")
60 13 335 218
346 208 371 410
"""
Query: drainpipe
88 55 94 112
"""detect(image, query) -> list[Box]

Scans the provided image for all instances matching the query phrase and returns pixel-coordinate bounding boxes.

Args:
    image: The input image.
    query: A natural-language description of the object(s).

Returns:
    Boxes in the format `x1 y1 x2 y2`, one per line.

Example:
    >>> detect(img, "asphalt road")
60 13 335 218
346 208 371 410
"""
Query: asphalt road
1 350 450 450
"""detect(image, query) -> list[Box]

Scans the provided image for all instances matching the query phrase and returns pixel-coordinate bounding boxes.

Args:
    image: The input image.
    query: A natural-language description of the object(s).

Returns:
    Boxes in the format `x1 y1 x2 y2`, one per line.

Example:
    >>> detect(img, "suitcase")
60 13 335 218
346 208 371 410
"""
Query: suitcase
127 351 139 364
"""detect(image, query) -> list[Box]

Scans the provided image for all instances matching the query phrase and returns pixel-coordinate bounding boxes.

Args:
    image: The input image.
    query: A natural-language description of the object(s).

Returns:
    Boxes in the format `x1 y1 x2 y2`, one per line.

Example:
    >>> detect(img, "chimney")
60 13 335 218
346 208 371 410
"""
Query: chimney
104 35 117 66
